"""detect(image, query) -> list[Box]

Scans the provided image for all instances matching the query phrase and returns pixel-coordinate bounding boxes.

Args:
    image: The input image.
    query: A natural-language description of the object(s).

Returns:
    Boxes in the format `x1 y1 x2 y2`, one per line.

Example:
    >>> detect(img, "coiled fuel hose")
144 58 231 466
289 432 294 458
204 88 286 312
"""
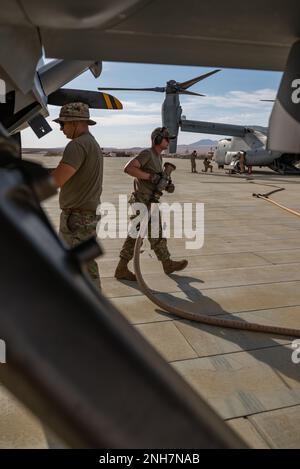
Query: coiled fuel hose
133 193 300 338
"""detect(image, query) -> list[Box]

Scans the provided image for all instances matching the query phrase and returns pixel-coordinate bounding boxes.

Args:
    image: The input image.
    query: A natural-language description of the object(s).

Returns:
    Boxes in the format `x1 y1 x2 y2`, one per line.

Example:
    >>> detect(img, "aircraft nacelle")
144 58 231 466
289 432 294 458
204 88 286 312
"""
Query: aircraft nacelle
214 135 280 166
213 139 232 165
162 94 181 153
214 135 300 173
244 149 278 166
221 148 278 167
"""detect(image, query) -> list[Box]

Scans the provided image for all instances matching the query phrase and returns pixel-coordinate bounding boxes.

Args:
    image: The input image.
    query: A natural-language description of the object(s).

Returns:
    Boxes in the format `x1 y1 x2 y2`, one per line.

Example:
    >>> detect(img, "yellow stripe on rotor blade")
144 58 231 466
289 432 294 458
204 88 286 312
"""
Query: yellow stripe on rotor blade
114 97 123 109
103 93 113 109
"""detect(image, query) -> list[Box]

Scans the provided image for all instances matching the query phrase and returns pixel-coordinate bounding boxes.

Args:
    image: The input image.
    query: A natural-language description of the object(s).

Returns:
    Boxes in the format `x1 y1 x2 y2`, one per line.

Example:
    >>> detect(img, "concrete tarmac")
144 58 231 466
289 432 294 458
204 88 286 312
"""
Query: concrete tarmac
1 155 300 448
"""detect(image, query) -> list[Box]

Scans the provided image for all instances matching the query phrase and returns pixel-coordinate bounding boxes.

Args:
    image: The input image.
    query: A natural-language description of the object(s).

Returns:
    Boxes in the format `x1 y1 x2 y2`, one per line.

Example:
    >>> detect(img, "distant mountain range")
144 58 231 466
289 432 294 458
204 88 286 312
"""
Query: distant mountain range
23 139 218 156
177 139 217 153
102 139 218 154
183 139 217 146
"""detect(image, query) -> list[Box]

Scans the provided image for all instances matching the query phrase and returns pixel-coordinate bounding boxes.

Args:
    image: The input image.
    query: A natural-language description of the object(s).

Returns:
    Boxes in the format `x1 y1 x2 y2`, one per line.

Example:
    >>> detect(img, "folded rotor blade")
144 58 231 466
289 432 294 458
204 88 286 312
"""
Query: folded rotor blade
179 90 206 97
179 69 221 90
48 89 123 109
98 87 166 93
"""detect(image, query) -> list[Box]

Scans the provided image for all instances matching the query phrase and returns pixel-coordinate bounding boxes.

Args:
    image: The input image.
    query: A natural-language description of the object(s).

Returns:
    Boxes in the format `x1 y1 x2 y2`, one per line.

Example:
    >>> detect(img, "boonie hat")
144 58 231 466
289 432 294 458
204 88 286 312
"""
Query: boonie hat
53 102 96 125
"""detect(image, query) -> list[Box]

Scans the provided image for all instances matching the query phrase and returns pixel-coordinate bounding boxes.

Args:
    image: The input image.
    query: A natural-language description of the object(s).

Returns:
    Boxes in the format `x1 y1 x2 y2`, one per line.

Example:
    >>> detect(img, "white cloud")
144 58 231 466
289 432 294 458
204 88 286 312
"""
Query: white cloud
91 113 159 126
182 88 276 112
120 100 161 113
21 88 276 149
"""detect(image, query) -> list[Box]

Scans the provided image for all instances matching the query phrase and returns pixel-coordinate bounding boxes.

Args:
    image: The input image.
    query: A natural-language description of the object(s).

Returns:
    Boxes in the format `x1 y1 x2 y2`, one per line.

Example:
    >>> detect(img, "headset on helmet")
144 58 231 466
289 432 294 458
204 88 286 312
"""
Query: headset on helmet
153 127 168 145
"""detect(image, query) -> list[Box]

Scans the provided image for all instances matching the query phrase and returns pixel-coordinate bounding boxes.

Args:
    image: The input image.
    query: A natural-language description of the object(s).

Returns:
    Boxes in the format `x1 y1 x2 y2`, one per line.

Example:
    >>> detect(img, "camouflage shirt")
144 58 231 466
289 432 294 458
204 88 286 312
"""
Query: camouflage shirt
59 132 103 211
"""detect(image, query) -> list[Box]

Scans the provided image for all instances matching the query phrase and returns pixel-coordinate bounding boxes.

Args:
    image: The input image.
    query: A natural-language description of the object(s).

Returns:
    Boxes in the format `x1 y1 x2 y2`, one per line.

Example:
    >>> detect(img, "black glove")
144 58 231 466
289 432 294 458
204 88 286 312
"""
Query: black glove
150 172 162 185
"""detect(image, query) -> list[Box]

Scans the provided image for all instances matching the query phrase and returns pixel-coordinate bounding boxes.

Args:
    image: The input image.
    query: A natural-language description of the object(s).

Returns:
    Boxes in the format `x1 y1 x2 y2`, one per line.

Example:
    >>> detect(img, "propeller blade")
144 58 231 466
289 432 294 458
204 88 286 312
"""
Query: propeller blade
48 89 123 110
179 90 206 97
178 69 221 90
260 99 275 102
98 87 166 93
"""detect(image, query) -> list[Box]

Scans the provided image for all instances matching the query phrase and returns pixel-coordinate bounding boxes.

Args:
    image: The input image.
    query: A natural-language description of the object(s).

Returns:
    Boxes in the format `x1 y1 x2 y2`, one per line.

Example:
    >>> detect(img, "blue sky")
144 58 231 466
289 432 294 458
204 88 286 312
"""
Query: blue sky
22 61 282 148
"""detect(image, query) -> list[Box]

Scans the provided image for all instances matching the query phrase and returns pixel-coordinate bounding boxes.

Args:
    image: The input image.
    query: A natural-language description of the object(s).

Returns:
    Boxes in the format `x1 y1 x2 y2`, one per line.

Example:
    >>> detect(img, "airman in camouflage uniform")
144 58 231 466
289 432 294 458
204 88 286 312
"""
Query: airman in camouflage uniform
59 210 100 286
115 127 188 281
52 102 103 290
238 151 246 173
202 157 213 173
190 150 197 173
119 191 170 264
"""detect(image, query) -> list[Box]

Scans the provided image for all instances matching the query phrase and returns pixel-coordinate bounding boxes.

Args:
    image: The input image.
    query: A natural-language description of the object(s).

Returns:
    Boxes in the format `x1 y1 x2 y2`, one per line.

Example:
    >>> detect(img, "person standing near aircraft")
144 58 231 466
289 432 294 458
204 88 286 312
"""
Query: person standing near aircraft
114 127 188 281
190 150 197 173
52 102 103 290
238 151 246 173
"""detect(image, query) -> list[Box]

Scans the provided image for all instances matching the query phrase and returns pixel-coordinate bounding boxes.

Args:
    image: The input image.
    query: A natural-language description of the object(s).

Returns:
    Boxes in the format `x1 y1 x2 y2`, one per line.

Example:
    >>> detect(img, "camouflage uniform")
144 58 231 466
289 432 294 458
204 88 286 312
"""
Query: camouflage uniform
119 191 170 262
59 210 101 289
116 128 188 281
203 158 213 172
54 102 103 290
238 152 246 173
191 152 197 173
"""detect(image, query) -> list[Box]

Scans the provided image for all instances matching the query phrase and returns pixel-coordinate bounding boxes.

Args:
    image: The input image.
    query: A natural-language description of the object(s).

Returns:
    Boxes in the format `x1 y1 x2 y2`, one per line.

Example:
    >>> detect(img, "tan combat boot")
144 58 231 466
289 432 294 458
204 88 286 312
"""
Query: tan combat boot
114 258 136 281
162 259 188 275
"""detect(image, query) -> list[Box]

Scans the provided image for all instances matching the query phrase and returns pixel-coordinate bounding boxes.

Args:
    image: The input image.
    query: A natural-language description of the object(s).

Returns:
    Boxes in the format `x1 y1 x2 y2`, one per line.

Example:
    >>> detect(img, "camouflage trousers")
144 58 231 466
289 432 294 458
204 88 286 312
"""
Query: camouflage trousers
203 164 213 172
119 192 170 262
59 210 101 290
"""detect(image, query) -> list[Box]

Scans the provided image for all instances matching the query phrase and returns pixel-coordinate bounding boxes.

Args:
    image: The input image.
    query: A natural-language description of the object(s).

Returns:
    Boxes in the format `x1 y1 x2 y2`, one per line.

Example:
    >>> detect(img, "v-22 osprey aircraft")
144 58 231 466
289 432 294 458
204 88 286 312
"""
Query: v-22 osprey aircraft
210 123 300 174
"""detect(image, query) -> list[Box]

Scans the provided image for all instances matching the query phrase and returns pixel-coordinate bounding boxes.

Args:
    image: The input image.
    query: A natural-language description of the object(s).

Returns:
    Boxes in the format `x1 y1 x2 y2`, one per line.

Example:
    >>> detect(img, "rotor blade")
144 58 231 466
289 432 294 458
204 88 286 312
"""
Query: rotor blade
48 89 123 109
98 87 166 93
179 90 206 97
178 69 221 90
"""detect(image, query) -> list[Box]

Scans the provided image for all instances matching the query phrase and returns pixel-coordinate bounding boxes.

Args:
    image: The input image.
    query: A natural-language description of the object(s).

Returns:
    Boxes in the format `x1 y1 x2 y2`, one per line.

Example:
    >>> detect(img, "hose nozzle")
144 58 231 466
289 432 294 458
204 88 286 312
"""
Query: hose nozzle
154 162 176 198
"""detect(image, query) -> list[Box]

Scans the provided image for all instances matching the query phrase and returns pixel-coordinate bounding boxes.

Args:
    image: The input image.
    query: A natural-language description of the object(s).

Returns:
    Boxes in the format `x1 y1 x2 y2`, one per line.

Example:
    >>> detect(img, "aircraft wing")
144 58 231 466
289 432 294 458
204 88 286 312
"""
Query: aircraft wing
0 0 299 72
